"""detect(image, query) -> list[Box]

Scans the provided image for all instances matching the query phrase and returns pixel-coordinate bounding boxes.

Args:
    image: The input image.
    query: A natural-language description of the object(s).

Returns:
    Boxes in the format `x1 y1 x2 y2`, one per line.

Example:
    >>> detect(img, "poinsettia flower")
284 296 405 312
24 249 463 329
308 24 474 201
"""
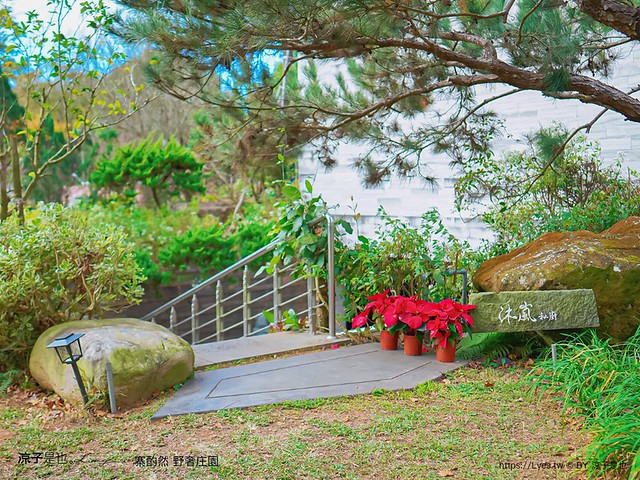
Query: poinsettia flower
365 289 391 312
454 321 463 338
435 330 451 348
352 313 369 328
383 311 398 327
404 315 424 330
417 301 440 316
356 293 475 347
366 289 390 303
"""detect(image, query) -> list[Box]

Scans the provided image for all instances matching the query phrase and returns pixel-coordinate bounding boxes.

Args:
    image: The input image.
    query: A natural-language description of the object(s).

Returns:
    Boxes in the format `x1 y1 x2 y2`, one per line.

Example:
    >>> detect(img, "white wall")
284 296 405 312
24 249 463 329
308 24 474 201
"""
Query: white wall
299 46 640 245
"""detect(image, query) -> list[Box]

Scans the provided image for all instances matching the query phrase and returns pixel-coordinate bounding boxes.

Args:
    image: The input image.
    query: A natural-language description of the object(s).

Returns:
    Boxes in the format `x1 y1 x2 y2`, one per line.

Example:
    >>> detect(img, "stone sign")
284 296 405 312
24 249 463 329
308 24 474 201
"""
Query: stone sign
469 289 600 333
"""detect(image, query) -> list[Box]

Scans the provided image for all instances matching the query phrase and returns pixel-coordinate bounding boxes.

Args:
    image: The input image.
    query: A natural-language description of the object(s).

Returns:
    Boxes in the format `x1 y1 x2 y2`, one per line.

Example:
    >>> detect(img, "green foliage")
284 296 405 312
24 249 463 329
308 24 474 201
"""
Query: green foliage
457 332 539 361
528 329 640 479
0 370 19 395
0 1 147 207
25 117 92 203
264 308 307 332
158 223 236 276
338 208 473 321
0 66 23 126
0 205 145 371
189 105 300 202
115 0 636 184
90 134 205 207
457 130 640 250
267 181 351 278
83 201 275 286
84 202 206 285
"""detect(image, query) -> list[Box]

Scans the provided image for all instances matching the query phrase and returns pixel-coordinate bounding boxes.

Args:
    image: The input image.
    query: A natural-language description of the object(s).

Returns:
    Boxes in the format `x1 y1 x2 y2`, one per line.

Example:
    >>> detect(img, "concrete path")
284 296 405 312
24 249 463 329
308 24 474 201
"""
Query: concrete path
192 332 350 368
153 343 466 419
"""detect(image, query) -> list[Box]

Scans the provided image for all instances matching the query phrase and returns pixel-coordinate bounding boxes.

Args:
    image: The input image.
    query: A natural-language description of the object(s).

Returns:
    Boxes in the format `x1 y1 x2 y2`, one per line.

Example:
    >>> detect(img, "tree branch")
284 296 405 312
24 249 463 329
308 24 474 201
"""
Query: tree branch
579 0 640 41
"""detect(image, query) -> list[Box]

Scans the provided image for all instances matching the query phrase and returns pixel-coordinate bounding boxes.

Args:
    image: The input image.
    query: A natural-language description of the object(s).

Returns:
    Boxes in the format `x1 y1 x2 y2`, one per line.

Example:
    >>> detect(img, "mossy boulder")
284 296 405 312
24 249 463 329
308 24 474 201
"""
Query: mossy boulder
29 318 194 407
473 217 640 341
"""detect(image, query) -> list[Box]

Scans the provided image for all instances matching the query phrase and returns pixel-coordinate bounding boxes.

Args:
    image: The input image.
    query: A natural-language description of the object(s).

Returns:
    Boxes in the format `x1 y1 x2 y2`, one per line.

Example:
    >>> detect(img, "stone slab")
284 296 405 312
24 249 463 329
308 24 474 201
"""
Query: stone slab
470 289 600 333
192 332 350 368
153 343 466 418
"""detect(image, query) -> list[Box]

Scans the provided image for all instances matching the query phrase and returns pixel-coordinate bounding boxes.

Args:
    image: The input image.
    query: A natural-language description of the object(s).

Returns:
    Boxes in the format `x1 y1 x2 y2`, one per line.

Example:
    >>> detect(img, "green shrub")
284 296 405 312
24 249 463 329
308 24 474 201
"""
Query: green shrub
529 329 640 479
337 208 474 321
0 205 145 371
457 130 640 250
90 134 205 207
83 201 276 285
84 202 212 285
158 223 237 277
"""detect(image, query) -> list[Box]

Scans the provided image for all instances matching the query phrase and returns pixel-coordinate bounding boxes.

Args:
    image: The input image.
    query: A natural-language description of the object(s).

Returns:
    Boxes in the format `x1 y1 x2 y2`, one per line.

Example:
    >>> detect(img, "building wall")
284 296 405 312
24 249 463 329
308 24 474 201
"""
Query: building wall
299 47 640 245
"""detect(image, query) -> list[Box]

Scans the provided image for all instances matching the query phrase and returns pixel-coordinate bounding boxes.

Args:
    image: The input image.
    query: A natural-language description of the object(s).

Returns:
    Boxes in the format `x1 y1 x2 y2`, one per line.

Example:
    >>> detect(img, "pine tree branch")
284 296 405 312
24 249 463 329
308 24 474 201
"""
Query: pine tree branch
310 74 499 133
579 0 640 41
504 83 640 208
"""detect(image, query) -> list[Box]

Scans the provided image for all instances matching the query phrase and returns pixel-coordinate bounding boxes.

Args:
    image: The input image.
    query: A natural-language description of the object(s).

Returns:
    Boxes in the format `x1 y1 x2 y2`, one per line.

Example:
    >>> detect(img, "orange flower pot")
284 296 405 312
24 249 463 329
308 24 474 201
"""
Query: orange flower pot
436 341 456 362
403 333 423 356
380 330 399 350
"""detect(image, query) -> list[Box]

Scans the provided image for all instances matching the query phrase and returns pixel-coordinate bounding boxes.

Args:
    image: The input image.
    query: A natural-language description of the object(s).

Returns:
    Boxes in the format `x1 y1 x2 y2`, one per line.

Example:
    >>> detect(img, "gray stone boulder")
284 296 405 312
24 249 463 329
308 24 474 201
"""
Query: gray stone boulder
473 217 640 341
29 318 194 407
469 290 599 333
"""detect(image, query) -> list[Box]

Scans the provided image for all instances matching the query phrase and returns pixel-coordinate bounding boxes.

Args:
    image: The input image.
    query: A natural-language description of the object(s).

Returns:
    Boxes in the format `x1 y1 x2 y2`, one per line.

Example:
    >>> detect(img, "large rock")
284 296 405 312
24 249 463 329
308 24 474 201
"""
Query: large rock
469 290 599 333
473 217 640 341
29 318 194 407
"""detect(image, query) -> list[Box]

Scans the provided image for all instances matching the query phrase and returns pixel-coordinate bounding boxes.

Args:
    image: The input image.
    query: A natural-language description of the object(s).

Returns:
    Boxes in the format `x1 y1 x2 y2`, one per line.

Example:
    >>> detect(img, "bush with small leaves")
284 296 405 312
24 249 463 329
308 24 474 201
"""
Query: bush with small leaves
0 205 145 372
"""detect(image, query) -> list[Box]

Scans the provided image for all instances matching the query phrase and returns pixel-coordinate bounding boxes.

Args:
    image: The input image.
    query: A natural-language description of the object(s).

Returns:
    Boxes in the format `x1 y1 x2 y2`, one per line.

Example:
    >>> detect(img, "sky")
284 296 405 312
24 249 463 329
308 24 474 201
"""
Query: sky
7 0 118 34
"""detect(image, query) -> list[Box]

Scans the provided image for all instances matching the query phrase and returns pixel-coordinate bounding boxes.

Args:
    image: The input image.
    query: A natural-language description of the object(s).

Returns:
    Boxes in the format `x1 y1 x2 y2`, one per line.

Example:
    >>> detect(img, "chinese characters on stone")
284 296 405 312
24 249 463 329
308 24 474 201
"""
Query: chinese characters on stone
498 302 558 325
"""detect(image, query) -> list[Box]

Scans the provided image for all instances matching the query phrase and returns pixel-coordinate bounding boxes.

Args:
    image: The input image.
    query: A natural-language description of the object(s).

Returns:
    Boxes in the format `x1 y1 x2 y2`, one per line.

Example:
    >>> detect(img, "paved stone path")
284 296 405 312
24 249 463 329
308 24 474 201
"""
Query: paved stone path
153 343 466 418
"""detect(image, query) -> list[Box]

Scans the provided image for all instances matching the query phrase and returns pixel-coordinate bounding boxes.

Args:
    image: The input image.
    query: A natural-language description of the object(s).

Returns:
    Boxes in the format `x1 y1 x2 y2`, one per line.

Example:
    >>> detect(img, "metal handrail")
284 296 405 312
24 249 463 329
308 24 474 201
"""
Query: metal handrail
141 240 279 321
446 269 468 304
326 213 336 339
141 213 338 343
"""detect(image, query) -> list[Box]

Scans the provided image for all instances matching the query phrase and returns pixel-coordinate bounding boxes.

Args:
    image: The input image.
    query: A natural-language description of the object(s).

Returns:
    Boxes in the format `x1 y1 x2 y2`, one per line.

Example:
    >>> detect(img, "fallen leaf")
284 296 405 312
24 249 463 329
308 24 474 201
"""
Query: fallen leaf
484 382 495 388
437 470 455 477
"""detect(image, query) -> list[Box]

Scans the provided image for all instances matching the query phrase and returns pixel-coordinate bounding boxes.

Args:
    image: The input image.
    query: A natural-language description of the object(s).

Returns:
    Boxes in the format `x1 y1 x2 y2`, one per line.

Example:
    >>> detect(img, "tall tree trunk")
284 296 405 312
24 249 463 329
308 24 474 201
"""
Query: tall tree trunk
10 137 24 224
315 277 329 331
151 186 161 208
0 150 7 222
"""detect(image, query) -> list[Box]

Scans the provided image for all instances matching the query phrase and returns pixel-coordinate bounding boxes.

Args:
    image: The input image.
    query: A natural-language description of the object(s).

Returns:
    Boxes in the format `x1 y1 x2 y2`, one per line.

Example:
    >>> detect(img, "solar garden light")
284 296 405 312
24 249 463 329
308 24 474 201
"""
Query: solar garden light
46 333 89 405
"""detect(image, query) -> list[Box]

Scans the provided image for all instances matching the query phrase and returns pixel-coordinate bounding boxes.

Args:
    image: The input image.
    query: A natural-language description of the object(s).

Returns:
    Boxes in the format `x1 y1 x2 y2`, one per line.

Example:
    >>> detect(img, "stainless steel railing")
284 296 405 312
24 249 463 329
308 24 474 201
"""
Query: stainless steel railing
142 214 337 344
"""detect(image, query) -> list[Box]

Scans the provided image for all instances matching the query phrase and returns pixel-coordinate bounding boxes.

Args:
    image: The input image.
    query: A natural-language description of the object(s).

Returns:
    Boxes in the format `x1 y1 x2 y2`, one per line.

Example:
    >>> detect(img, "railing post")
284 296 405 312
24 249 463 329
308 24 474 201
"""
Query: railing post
273 264 280 324
191 294 199 344
216 280 224 342
307 276 316 335
243 266 250 337
170 307 177 333
326 213 336 339
446 269 468 304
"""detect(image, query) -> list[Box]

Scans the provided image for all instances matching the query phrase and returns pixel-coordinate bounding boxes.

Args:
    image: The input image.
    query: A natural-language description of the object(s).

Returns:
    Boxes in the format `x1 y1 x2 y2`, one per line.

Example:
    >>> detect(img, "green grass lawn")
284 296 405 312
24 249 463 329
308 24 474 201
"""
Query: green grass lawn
0 365 589 480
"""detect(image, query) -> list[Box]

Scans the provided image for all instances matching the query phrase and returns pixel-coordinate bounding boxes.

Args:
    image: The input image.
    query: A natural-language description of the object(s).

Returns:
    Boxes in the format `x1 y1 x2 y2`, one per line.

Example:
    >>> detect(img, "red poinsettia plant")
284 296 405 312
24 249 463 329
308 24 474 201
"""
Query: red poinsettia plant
352 290 435 337
425 298 476 348
352 291 476 345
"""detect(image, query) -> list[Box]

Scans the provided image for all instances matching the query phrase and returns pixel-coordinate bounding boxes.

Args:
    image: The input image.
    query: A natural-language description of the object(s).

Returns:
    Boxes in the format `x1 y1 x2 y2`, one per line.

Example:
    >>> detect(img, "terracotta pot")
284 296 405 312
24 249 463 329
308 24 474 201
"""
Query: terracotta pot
403 333 423 356
380 330 399 350
436 341 457 362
